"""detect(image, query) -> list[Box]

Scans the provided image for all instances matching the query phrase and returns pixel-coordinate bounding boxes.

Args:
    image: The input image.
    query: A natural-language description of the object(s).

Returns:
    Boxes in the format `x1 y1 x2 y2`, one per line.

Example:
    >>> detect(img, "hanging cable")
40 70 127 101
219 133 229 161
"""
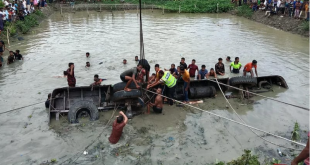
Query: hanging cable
142 88 306 148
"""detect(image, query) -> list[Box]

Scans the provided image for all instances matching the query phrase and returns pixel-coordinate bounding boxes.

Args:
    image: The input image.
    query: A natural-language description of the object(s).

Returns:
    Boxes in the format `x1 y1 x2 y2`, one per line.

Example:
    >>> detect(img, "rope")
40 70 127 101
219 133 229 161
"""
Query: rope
206 78 309 111
214 78 303 151
142 88 306 147
0 101 45 115
60 104 119 165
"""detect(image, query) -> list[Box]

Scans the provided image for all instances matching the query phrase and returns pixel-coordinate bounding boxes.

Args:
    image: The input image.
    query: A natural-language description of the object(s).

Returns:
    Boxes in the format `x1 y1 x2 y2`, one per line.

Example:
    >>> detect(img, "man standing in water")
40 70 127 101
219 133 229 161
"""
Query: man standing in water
109 111 128 144
215 58 225 76
67 63 76 87
243 60 258 77
179 66 190 103
86 52 90 58
188 59 199 78
0 40 8 65
230 57 242 73
147 70 177 106
135 56 139 62
147 88 163 113
180 57 187 69
120 64 142 91
14 50 23 60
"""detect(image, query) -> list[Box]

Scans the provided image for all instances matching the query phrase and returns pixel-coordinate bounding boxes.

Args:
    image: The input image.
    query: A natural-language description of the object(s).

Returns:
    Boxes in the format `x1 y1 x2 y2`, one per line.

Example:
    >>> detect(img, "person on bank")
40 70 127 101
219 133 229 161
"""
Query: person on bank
108 111 128 144
148 64 161 85
67 63 76 87
120 64 142 91
230 57 242 73
243 60 258 77
91 74 106 86
147 88 163 114
147 70 177 106
198 65 208 80
215 58 225 76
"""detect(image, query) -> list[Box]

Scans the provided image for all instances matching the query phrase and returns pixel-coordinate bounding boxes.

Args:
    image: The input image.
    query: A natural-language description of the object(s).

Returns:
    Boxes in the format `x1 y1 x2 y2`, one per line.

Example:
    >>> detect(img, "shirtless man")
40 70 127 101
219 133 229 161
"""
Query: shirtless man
147 88 163 114
120 64 142 91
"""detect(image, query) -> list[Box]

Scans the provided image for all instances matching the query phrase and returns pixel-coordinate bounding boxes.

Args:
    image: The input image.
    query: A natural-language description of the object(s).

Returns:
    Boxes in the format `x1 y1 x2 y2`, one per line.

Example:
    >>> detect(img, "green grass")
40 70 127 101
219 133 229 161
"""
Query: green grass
5 10 44 35
100 0 234 13
235 5 253 18
300 21 309 31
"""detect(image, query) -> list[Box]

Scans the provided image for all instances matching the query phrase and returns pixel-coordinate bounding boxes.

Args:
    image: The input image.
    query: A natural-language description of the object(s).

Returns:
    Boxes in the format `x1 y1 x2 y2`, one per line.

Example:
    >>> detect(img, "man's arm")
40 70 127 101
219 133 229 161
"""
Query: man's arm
214 72 217 78
147 80 162 89
229 66 232 72
119 111 128 124
255 68 258 77
185 80 190 91
291 137 309 165
198 74 201 80
132 73 139 88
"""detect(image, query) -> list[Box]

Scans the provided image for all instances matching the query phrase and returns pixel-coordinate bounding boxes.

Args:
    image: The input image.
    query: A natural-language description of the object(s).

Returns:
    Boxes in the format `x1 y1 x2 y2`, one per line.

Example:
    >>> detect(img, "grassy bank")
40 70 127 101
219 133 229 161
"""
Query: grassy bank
4 10 45 36
99 0 234 13
235 5 253 18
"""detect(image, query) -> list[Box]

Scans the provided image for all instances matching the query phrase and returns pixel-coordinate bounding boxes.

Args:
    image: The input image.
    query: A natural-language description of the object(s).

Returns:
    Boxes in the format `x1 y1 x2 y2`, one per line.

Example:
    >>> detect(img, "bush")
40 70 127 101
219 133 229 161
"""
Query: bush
15 15 38 34
236 5 253 18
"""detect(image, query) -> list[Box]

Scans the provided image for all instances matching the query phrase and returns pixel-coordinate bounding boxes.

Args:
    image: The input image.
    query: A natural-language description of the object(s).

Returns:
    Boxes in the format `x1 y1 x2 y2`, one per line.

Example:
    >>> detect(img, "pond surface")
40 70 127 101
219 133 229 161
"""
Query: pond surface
0 10 309 164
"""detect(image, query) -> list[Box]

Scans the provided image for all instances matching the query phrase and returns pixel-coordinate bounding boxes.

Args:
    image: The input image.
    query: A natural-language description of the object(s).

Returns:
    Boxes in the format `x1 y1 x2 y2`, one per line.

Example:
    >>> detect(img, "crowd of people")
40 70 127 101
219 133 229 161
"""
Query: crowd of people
117 56 258 114
244 0 309 19
0 0 48 31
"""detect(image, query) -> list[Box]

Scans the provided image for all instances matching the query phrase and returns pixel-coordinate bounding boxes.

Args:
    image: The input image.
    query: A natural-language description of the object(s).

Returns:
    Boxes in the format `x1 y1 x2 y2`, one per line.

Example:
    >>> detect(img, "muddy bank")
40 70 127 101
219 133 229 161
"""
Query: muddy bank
231 9 309 37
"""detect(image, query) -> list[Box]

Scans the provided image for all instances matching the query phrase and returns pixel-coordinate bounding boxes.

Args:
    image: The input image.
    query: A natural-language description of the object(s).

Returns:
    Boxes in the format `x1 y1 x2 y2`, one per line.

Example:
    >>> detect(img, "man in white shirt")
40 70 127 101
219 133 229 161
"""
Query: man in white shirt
4 0 9 6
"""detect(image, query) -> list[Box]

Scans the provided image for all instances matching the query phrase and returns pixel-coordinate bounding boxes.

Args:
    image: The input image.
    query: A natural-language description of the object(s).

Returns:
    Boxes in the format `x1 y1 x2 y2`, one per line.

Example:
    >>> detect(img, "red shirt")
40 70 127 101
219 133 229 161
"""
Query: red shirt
188 64 198 77
67 68 76 87
109 120 126 144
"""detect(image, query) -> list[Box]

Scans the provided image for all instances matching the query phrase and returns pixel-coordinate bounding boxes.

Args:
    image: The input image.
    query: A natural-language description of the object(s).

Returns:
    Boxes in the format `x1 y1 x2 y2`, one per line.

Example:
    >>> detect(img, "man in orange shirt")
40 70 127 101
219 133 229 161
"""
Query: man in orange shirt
243 60 258 77
179 66 190 103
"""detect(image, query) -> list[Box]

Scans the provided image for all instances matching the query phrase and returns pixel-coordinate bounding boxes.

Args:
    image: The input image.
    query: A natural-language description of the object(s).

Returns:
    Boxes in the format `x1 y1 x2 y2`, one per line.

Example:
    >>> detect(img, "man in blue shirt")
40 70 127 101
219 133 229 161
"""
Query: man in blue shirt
197 65 208 80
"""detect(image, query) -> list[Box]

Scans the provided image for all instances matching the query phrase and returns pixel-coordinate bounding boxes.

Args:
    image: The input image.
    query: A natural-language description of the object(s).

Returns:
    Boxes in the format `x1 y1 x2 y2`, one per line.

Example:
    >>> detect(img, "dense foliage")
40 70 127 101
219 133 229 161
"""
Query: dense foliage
6 10 44 35
102 0 234 13
235 5 253 18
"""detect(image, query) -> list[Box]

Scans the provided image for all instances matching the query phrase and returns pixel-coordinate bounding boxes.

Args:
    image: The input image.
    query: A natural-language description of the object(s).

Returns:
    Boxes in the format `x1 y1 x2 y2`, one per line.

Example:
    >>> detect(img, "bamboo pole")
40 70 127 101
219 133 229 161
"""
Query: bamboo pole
60 6 62 15
152 5 153 12
162 6 164 15
179 5 180 13
100 4 101 12
87 5 89 17
6 29 9 46
123 4 125 13
137 5 138 16
217 3 219 13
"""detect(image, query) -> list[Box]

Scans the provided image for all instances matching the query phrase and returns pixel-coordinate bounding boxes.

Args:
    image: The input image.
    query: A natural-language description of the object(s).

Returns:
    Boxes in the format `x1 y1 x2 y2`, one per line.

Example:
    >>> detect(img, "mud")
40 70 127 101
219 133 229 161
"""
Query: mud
231 9 309 37
0 10 308 165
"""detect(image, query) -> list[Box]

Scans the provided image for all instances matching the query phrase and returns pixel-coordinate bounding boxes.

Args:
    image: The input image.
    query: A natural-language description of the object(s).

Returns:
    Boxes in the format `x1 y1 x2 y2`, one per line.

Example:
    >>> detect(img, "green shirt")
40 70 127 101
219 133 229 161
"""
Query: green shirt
230 62 242 69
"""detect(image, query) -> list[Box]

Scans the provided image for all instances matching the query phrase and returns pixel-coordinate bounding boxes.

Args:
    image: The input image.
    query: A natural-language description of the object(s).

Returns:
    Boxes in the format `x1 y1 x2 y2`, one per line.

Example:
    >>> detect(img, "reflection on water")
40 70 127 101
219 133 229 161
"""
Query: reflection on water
0 10 308 164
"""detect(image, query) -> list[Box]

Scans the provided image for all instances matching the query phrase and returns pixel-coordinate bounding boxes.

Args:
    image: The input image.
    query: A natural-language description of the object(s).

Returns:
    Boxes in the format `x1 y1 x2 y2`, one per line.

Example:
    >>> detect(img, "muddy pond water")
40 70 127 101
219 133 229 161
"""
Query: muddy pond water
0 10 309 164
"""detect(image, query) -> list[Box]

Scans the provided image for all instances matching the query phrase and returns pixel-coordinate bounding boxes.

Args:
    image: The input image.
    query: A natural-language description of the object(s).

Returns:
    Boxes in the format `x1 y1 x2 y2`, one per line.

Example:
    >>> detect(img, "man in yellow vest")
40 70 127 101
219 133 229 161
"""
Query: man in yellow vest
147 70 177 106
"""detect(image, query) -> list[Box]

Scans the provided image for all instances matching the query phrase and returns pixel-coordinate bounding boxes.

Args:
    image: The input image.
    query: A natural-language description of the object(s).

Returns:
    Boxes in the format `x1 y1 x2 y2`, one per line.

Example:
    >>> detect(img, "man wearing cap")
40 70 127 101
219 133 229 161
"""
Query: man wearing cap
243 60 258 77
147 70 177 106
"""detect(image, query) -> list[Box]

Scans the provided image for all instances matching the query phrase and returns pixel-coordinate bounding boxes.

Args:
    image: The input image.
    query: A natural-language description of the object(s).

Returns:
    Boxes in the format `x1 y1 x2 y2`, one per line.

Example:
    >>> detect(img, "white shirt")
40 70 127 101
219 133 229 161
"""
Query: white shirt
4 1 9 6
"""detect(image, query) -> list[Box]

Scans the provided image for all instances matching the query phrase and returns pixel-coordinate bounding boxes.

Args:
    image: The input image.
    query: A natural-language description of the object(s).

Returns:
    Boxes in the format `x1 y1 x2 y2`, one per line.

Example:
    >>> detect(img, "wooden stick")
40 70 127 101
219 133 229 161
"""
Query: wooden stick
162 6 164 15
179 5 180 13
152 5 153 12
137 5 138 16
6 29 9 46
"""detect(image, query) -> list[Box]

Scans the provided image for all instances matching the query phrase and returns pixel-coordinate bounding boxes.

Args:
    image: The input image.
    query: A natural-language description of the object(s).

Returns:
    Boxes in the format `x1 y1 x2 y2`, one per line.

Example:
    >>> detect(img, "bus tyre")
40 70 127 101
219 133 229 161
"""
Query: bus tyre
229 76 257 87
112 89 142 101
68 100 99 123
112 82 139 92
